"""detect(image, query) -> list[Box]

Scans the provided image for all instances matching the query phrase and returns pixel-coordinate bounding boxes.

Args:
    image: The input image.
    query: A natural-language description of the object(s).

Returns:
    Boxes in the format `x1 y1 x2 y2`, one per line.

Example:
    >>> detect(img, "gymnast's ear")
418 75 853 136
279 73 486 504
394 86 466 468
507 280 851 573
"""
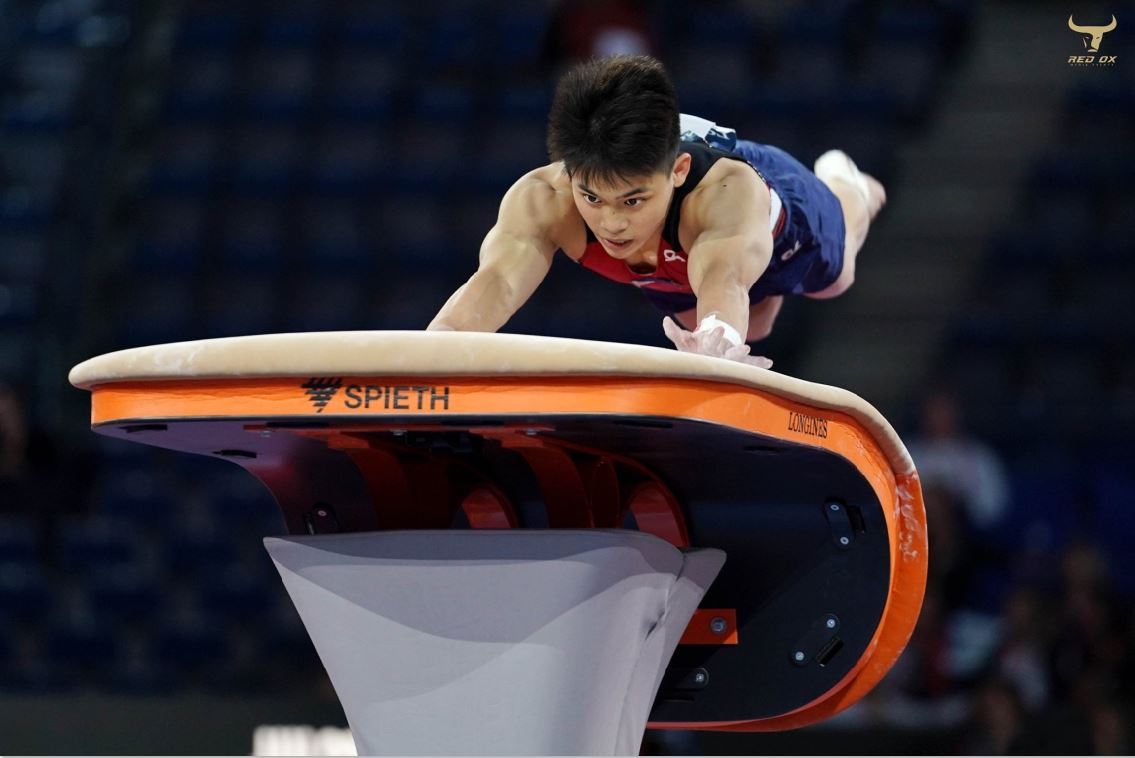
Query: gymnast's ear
670 152 692 187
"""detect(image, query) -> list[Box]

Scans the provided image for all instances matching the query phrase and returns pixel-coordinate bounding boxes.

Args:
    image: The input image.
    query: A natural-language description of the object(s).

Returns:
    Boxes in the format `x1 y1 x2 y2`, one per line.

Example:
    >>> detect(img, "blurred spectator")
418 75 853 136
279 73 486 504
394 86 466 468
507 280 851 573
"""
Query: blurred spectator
923 483 992 613
0 381 30 487
959 677 1028 755
883 588 954 701
1049 542 1129 705
1089 701 1132 755
908 387 1010 533
541 0 656 71
0 381 92 542
983 587 1053 711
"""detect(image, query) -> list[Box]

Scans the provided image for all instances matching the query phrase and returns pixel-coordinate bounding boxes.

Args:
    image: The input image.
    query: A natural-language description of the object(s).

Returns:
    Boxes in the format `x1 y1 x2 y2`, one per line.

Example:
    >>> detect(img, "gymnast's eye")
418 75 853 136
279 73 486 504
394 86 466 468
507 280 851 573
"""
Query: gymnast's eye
624 197 642 207
583 194 600 204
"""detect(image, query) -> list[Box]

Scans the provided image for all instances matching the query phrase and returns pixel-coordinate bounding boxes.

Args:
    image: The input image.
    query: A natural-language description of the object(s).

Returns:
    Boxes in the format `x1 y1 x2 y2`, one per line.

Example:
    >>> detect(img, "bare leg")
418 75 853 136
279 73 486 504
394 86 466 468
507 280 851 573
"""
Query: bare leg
746 295 782 341
672 306 697 331
806 151 886 300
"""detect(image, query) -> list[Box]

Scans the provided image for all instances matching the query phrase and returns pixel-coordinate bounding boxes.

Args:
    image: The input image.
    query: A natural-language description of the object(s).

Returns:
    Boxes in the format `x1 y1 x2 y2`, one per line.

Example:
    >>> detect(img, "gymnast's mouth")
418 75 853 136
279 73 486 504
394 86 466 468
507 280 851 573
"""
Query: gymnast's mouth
604 237 633 250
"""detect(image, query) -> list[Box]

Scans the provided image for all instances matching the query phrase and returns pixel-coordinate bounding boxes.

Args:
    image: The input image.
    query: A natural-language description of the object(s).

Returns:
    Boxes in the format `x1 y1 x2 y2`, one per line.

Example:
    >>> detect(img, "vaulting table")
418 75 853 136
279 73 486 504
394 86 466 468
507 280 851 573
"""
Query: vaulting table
69 331 928 755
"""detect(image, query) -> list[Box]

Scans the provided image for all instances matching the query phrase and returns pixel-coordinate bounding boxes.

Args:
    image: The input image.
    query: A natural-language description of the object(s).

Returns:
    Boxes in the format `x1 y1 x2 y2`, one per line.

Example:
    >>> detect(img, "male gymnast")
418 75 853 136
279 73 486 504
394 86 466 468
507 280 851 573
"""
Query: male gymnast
427 55 886 367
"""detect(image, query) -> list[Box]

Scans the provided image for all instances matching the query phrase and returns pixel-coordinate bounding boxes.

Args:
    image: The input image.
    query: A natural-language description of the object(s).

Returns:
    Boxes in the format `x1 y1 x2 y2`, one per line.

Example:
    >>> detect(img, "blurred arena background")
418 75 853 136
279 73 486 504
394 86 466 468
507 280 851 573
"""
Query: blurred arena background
1 0 1133 753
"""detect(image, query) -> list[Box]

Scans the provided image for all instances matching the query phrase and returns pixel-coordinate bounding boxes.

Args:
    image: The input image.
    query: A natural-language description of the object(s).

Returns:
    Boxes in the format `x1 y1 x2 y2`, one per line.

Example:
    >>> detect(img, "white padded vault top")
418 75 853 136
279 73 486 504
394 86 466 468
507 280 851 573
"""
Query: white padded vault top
69 331 914 475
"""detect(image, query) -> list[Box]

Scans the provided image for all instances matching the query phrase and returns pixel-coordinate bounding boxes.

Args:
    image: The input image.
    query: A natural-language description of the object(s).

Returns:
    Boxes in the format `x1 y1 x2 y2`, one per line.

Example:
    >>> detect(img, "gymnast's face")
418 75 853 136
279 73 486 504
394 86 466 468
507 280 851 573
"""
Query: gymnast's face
572 153 692 261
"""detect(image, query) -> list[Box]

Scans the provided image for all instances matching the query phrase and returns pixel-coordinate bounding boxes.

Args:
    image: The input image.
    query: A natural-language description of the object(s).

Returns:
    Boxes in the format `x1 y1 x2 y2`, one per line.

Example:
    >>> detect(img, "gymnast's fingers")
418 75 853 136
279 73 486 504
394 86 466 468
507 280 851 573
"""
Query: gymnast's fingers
662 316 692 350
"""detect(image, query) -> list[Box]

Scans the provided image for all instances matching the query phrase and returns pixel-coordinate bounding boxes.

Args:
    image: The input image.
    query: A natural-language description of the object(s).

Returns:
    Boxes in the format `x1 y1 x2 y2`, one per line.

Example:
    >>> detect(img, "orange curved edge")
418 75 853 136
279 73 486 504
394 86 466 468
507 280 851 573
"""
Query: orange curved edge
87 374 928 730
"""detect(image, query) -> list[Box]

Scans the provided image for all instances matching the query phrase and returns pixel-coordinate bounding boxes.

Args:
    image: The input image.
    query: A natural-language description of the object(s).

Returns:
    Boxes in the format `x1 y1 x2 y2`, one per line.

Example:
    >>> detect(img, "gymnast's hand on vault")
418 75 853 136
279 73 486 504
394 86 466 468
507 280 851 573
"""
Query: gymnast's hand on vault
661 317 774 369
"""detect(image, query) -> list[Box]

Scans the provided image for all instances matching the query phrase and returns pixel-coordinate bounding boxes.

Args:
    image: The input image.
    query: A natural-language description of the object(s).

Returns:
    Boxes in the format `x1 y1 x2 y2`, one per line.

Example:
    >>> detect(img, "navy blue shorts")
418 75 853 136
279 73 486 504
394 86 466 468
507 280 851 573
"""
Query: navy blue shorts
641 139 847 316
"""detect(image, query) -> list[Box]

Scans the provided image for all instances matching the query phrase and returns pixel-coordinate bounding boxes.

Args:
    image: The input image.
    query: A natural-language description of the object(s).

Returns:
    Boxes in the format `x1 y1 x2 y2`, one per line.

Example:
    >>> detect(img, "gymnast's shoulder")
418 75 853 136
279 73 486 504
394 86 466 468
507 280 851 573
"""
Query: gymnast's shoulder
494 163 585 251
496 162 581 242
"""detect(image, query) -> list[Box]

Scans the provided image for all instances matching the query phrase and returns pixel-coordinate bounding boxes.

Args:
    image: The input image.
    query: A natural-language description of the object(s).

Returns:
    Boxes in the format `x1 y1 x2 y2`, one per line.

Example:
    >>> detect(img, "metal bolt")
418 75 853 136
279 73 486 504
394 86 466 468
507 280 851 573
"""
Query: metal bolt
524 429 539 436
826 618 837 629
793 651 806 662
693 671 707 685
710 617 728 635
830 503 840 511
391 430 405 436
840 536 850 546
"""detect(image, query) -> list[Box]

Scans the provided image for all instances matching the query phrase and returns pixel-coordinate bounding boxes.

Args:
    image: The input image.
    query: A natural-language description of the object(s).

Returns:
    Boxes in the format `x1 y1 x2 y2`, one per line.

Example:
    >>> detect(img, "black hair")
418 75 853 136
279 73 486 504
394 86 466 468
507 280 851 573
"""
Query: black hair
546 55 680 188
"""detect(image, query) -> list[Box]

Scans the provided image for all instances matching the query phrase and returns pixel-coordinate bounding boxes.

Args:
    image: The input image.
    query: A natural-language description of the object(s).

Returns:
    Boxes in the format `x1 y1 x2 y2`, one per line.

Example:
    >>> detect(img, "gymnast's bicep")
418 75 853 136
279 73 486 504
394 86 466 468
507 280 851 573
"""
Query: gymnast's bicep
477 176 559 296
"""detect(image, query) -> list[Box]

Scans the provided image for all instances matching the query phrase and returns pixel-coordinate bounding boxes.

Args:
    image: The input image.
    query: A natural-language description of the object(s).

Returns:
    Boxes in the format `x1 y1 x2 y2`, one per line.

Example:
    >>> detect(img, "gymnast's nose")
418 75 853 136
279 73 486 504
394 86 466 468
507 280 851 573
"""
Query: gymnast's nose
601 209 629 235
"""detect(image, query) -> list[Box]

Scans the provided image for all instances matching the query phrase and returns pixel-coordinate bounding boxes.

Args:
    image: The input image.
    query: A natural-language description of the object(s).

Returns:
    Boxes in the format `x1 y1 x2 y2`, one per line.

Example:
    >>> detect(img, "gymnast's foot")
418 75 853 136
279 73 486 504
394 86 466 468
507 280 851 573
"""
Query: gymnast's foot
814 149 886 219
862 172 886 220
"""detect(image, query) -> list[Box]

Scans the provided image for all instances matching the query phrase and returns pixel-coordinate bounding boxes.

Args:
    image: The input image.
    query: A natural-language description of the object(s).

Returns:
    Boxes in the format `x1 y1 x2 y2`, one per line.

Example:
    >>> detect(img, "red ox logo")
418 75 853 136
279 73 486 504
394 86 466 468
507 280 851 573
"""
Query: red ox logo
1068 14 1117 53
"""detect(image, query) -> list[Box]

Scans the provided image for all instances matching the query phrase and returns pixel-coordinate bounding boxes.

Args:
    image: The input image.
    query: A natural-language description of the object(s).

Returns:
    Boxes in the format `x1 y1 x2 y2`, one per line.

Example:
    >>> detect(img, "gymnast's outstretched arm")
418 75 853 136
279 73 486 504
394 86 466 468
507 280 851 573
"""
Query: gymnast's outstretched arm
428 174 559 332
662 165 774 367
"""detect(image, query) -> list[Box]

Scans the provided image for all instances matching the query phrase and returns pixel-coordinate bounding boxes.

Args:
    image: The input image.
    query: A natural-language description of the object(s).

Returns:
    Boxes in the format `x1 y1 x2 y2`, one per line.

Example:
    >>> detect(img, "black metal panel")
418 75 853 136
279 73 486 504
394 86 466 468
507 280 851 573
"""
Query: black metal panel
94 412 891 723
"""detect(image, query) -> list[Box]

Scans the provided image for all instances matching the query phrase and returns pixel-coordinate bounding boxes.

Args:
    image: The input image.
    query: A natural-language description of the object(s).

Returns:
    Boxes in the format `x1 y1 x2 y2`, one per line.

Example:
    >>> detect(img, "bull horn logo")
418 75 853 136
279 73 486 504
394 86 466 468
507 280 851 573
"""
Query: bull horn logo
1068 14 1117 53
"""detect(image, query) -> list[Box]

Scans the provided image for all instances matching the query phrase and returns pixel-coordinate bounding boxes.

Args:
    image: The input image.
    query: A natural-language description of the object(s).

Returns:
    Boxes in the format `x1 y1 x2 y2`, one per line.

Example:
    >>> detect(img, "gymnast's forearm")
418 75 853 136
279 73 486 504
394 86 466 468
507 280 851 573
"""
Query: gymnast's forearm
427 270 520 333
693 268 753 339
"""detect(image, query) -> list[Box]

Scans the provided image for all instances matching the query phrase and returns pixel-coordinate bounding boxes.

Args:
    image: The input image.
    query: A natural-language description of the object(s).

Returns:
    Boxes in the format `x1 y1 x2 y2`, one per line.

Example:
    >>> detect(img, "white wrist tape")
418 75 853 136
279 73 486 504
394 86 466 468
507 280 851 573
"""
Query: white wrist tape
695 315 743 347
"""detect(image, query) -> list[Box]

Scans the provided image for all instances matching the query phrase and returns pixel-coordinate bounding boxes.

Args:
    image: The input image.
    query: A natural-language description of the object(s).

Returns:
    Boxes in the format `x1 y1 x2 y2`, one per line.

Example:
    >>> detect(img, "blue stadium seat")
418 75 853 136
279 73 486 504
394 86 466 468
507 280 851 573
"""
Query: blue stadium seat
490 85 551 122
87 564 163 620
145 125 217 195
200 272 282 338
0 651 71 694
173 8 245 51
0 187 55 232
219 199 288 269
106 639 177 694
857 46 941 122
0 329 36 385
57 515 142 570
875 6 945 45
154 616 231 670
332 3 409 51
374 195 455 266
0 231 46 281
114 274 198 345
163 51 235 120
282 275 367 332
167 525 241 576
470 118 546 192
237 50 316 122
0 560 49 622
417 17 484 74
198 561 275 618
448 196 497 248
1084 459 1135 594
2 133 66 198
255 4 326 49
484 9 546 68
409 82 477 124
0 279 39 327
305 126 390 195
298 202 375 268
990 455 1086 554
384 123 467 193
1 93 74 132
224 125 302 198
320 50 400 122
259 598 318 661
93 464 178 525
45 616 121 670
132 199 207 274
368 273 454 329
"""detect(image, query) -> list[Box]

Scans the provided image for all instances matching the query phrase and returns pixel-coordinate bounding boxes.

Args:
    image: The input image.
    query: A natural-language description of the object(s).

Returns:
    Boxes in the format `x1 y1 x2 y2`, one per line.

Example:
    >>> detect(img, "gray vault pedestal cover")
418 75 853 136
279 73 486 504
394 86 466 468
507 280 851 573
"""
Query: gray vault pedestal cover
264 529 725 755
